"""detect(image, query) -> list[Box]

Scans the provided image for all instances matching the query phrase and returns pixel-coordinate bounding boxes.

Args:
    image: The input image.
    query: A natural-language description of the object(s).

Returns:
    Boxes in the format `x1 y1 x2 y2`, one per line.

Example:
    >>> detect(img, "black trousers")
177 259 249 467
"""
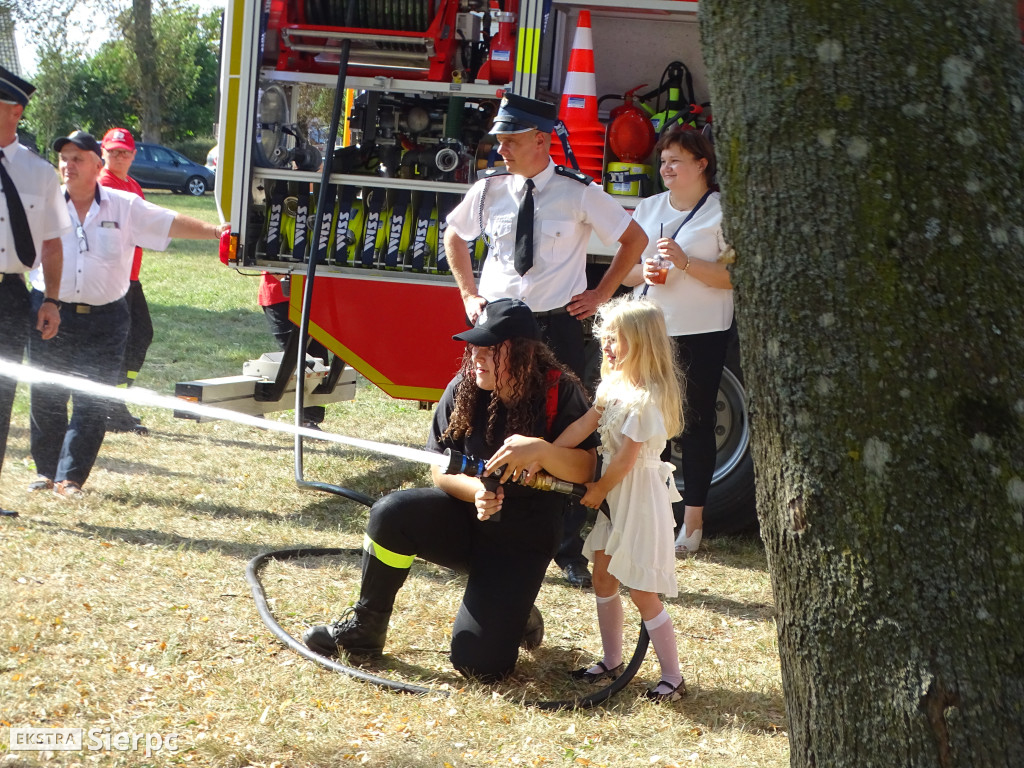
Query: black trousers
262 301 329 424
532 311 589 570
673 330 729 507
533 311 585 383
0 274 32 478
28 292 130 485
121 280 153 383
365 486 562 680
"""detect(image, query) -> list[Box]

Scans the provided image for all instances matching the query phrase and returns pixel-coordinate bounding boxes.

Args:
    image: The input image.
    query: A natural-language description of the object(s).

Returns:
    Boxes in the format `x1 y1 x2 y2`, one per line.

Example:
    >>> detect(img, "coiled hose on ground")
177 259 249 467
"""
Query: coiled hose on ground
246 548 650 710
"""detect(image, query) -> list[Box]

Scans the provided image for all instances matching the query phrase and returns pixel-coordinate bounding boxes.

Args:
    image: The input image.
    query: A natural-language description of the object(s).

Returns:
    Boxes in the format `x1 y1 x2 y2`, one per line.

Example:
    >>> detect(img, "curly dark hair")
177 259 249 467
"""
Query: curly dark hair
443 339 579 445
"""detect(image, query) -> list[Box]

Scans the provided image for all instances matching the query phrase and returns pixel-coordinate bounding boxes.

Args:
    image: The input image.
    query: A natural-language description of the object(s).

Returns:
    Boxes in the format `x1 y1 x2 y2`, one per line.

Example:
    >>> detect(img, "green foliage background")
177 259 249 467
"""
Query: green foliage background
21 1 220 161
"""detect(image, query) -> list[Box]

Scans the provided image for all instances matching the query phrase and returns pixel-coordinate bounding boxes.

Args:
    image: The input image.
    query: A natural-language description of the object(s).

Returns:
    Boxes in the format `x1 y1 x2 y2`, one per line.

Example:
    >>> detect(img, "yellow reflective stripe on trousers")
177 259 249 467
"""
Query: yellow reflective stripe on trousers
363 533 415 570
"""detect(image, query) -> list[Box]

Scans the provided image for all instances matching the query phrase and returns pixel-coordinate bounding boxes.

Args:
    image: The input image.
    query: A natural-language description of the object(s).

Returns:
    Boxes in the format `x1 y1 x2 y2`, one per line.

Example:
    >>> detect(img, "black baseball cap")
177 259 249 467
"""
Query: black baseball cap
489 94 558 135
53 130 103 158
453 298 541 346
0 66 33 106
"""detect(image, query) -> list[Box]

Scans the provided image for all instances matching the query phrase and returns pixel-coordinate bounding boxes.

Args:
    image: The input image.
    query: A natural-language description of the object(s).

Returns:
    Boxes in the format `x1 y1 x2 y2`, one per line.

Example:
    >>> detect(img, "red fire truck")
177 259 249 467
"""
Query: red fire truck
208 0 756 535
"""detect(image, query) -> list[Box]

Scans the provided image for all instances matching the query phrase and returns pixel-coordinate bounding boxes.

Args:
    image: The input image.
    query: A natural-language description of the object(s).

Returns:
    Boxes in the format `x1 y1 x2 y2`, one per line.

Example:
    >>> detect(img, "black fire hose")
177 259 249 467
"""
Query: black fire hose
246 451 650 709
246 546 434 695
246 546 650 709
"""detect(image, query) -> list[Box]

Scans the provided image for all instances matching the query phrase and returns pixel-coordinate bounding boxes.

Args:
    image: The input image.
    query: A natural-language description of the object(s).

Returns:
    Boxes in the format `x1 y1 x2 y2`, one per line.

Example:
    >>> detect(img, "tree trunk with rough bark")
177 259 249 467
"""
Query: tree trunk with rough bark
131 0 160 142
701 1 1024 765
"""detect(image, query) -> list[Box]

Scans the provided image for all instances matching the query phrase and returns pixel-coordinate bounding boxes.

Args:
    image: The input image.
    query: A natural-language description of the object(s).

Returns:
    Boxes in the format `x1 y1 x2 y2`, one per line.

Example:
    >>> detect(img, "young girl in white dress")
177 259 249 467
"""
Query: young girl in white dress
550 296 687 701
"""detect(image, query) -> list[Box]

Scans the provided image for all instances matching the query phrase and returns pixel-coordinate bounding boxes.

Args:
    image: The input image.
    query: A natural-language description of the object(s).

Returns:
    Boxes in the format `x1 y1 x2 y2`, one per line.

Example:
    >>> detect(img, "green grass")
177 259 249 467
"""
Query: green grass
138 191 265 385
0 194 787 767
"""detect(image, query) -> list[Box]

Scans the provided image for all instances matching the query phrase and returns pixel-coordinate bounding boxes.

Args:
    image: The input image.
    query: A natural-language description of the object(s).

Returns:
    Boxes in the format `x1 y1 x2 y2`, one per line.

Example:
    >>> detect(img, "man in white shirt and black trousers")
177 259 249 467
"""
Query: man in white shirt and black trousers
26 130 228 499
0 66 70 518
444 94 648 587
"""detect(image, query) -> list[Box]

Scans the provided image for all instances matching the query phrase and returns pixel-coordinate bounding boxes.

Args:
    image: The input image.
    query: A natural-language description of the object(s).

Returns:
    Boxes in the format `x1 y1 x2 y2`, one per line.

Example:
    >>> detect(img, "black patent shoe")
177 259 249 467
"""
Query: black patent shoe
302 607 387 658
643 678 687 702
570 660 624 683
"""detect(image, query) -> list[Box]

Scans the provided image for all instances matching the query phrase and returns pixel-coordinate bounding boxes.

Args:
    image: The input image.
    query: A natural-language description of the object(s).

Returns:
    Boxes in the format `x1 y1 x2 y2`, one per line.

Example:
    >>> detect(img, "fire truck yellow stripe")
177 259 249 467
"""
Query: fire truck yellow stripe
214 0 251 224
516 26 540 75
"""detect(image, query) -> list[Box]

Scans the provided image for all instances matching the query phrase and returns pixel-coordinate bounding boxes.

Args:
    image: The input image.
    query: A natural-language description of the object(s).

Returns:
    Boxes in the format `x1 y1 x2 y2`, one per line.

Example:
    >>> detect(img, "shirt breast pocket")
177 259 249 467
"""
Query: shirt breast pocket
94 228 124 266
485 213 514 246
540 219 578 259
17 192 44 229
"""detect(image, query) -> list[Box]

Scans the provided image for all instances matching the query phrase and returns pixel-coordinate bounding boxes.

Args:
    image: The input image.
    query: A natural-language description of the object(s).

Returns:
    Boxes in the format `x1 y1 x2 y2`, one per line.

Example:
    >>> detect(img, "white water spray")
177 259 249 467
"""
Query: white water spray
0 360 450 469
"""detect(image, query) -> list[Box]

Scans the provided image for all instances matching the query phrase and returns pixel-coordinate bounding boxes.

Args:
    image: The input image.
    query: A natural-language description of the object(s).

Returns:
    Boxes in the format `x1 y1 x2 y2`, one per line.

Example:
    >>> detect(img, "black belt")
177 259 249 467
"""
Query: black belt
532 306 570 318
1 272 26 283
63 299 120 315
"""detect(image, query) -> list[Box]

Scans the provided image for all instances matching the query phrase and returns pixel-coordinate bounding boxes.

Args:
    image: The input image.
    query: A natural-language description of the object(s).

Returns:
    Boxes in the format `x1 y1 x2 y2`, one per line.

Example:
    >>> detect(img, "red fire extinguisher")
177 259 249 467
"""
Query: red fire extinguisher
608 85 656 163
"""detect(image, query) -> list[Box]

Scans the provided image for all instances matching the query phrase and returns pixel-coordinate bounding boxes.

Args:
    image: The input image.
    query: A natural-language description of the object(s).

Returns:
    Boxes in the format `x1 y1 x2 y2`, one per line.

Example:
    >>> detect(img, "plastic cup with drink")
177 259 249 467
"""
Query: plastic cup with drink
645 223 669 285
648 254 669 284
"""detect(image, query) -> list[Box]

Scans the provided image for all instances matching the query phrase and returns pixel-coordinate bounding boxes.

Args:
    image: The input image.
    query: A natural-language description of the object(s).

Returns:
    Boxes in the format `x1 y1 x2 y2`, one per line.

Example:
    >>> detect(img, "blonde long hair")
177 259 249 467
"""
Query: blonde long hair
594 297 685 438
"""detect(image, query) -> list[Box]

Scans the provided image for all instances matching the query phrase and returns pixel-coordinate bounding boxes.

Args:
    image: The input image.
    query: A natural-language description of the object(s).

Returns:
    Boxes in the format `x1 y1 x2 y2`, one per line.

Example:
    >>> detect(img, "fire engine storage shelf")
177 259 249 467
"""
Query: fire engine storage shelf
251 167 471 195
548 0 702 261
244 0 703 269
548 2 706 118
260 69 505 99
252 261 459 284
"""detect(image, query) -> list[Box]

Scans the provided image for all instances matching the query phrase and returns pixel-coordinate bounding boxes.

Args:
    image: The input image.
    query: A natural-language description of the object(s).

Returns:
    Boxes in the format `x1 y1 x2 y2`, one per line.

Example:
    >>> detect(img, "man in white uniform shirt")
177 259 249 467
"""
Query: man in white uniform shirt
27 130 227 498
0 66 70 518
444 94 648 588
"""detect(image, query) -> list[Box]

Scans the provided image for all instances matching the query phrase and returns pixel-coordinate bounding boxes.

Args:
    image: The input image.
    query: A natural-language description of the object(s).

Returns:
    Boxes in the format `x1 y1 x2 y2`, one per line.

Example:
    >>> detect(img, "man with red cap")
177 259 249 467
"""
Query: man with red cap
99 127 151 435
0 66 70 517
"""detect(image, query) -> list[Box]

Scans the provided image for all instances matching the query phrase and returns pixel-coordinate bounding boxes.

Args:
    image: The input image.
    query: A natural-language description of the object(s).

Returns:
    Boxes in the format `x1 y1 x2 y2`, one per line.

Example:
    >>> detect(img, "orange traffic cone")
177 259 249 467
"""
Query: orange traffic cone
549 10 605 179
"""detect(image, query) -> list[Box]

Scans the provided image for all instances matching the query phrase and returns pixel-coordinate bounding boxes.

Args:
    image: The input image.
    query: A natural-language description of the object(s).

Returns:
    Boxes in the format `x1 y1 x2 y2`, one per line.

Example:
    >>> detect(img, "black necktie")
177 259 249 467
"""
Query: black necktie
514 178 535 276
0 150 36 268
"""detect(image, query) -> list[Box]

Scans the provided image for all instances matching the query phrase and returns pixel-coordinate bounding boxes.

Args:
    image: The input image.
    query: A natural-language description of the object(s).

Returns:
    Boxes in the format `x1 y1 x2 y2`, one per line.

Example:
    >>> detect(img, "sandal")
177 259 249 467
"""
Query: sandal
570 660 624 683
27 476 54 492
53 481 84 499
643 678 687 702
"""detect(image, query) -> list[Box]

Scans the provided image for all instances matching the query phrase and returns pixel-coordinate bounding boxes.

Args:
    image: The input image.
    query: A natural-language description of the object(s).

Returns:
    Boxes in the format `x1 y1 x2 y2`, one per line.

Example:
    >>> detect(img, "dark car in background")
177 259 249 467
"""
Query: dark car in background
132 143 215 196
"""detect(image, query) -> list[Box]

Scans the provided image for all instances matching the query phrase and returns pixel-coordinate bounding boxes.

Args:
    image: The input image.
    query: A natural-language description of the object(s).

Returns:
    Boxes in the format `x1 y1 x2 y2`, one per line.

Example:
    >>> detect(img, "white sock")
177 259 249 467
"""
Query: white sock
644 608 682 687
590 592 623 672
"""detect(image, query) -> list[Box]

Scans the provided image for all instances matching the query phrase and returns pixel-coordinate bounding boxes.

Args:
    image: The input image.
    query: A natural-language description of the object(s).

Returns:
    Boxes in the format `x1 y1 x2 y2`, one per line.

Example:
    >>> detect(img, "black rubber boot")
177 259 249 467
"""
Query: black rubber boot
302 605 392 658
107 401 147 434
303 547 410 658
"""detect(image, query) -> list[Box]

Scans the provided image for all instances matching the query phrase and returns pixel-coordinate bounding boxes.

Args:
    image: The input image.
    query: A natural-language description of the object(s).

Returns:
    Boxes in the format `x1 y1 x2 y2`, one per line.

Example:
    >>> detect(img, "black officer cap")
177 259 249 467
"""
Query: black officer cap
0 66 34 106
489 94 558 135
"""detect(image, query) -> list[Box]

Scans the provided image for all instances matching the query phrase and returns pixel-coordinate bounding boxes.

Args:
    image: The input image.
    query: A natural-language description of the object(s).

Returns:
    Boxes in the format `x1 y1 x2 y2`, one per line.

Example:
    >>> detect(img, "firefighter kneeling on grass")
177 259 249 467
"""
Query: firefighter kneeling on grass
303 299 598 680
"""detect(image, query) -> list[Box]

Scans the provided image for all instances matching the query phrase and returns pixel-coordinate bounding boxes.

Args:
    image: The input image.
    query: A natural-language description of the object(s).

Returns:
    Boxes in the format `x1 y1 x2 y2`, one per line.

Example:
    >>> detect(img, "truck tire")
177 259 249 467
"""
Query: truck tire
670 350 759 538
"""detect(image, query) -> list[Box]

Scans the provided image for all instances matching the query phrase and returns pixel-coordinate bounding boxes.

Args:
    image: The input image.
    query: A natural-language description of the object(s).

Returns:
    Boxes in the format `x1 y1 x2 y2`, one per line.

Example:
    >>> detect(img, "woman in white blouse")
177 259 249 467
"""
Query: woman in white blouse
622 129 734 555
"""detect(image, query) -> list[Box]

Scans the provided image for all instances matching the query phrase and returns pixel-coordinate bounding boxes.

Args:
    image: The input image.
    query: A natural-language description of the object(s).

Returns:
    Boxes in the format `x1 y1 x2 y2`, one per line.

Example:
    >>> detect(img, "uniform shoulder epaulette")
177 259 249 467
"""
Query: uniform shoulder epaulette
554 165 593 185
480 167 511 179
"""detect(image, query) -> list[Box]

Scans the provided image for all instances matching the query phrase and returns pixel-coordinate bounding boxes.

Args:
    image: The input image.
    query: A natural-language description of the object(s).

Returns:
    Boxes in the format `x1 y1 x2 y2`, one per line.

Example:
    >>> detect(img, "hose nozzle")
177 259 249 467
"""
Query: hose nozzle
441 448 487 477
441 449 590 502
